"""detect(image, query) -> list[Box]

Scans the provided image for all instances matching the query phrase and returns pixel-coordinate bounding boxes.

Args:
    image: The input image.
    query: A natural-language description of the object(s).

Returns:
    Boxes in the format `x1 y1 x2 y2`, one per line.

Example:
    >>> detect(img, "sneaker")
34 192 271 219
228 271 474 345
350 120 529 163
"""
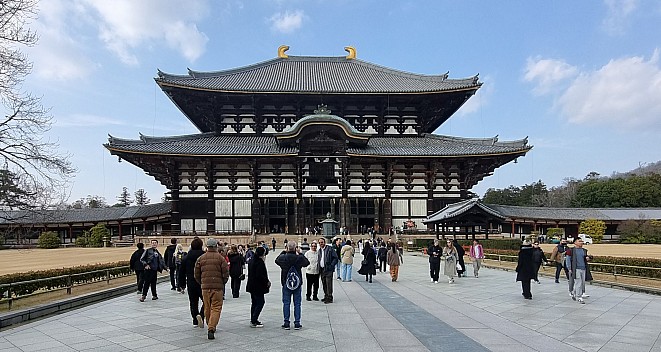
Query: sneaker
152 296 158 300
555 279 560 283
171 287 176 291
306 297 311 301
475 274 479 278
434 281 438 284
196 314 204 329
139 296 146 302
431 278 434 282
281 324 290 330
208 330 215 340
449 279 454 284
536 280 541 284
337 277 341 280
312 297 319 301
254 321 264 328
581 293 590 298
571 294 576 301
294 324 302 330
577 298 585 304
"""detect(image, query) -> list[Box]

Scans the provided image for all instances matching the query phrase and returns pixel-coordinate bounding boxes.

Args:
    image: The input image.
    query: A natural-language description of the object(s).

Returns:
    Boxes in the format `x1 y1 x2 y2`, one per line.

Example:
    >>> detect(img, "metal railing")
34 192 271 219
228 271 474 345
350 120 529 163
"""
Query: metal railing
0 266 131 311
483 253 661 282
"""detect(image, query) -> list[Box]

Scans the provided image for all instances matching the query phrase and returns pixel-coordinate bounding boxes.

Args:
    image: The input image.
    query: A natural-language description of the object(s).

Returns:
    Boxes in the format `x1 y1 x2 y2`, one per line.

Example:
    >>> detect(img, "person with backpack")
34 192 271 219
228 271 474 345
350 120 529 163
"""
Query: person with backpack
174 243 187 293
275 241 310 330
377 242 388 272
550 239 569 283
129 242 145 294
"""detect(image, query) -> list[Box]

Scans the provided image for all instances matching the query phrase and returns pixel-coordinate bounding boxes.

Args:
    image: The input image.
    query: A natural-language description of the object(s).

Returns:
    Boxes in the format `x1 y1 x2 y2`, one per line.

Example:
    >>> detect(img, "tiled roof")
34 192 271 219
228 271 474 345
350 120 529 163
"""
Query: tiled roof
0 203 171 225
489 205 661 221
424 200 661 223
106 132 530 157
423 198 505 224
156 56 480 94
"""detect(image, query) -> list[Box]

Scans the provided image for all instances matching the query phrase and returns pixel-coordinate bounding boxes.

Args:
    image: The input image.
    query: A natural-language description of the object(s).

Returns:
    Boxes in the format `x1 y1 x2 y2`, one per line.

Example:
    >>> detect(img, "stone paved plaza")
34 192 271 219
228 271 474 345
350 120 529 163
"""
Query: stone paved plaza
1 252 661 352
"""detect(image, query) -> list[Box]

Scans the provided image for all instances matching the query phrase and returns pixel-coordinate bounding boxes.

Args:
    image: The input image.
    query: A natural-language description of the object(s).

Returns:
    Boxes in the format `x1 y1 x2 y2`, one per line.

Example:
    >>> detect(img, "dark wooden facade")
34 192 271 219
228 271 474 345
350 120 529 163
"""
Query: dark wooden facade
106 49 531 235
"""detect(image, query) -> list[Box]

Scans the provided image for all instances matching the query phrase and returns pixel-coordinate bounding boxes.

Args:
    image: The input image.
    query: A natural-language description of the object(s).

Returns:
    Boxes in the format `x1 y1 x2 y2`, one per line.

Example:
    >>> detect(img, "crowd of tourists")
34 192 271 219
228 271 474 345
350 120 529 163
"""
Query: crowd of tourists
128 233 591 341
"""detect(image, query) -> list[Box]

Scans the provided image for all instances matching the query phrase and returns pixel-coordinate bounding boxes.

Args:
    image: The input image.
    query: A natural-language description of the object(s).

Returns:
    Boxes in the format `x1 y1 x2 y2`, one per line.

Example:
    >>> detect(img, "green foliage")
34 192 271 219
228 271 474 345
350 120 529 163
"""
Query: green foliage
572 174 661 208
76 224 109 247
75 236 88 247
579 219 606 243
618 219 661 244
412 239 521 251
0 262 130 297
546 228 564 237
482 180 548 206
37 231 60 249
115 186 132 207
134 188 150 206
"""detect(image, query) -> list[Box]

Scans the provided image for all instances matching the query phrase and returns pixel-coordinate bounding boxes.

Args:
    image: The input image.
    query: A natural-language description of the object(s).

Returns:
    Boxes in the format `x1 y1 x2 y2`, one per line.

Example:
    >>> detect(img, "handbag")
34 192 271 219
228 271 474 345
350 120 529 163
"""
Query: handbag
361 259 368 266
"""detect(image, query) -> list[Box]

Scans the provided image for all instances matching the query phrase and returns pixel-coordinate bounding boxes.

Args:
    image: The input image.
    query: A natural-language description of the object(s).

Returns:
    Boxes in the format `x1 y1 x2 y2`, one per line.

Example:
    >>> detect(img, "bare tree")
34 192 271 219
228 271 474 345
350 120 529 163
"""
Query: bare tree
0 0 75 213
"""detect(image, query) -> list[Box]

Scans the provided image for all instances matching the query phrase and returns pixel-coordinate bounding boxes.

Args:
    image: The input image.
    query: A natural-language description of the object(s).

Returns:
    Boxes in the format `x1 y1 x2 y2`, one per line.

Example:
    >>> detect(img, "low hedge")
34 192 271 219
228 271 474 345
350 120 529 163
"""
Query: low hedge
0 261 131 298
412 238 521 251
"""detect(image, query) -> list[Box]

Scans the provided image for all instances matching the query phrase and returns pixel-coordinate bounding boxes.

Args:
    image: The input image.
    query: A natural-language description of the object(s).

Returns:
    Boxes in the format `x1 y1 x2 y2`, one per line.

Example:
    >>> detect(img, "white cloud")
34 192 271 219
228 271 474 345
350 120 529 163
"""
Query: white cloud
85 0 210 65
557 50 661 130
29 0 97 80
524 57 578 95
602 0 637 35
269 10 304 34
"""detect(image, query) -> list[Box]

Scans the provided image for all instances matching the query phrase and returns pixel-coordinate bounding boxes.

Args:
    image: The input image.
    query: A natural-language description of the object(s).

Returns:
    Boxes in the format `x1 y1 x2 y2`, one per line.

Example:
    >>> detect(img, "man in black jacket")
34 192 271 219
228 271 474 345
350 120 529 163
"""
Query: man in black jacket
178 238 206 328
275 241 309 330
428 240 442 283
317 237 339 304
164 238 178 290
139 239 167 302
129 242 145 294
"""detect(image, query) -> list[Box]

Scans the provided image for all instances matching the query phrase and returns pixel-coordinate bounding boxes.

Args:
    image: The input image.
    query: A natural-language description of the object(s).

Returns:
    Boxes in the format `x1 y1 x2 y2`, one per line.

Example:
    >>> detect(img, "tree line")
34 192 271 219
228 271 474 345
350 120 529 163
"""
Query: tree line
69 187 151 209
482 171 661 208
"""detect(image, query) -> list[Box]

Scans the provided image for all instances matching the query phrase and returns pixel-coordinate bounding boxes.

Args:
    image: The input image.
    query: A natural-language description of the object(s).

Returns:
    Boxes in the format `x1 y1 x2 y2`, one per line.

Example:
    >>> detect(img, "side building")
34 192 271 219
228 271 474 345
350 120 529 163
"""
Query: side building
105 46 531 235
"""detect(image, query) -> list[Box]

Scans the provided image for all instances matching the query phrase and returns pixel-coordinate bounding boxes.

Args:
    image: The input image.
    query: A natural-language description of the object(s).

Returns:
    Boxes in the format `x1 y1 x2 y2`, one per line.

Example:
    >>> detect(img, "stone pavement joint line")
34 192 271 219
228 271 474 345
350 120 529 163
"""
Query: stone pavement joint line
2 252 661 351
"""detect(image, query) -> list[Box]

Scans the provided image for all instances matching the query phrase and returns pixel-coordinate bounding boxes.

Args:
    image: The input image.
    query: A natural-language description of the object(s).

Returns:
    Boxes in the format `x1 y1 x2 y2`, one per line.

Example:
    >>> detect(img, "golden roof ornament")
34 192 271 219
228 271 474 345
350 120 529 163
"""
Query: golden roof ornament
344 46 356 59
278 45 290 58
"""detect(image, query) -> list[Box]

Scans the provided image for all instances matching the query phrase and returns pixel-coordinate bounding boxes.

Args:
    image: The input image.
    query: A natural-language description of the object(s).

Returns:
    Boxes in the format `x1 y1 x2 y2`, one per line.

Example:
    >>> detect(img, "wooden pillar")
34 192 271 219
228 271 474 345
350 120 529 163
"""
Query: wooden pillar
206 162 216 234
170 174 181 234
511 219 516 237
68 224 73 242
118 222 123 240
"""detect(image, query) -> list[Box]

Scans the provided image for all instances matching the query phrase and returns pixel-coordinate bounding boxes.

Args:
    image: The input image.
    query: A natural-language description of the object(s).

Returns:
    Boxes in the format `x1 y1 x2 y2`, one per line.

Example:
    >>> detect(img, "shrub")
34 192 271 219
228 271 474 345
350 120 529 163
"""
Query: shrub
88 224 109 247
37 231 61 249
579 219 606 243
546 228 564 237
618 219 661 244
75 235 88 247
0 261 131 297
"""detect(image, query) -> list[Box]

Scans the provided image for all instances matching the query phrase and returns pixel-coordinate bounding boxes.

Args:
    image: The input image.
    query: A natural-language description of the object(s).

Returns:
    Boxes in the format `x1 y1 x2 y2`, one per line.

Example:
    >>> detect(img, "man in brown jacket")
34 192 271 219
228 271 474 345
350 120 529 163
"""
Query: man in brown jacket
194 238 229 340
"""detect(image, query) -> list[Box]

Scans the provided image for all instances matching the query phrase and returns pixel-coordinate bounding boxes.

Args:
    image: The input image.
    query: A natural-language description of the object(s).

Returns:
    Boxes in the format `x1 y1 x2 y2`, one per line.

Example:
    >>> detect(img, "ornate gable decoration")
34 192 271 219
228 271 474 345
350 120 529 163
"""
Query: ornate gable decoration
275 105 370 150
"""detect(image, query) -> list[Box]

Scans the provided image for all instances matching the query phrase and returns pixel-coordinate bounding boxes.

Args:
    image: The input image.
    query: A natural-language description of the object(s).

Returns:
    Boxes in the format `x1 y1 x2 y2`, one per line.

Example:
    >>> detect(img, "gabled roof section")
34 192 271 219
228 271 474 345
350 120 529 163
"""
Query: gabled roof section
423 198 505 224
276 106 370 147
156 55 480 94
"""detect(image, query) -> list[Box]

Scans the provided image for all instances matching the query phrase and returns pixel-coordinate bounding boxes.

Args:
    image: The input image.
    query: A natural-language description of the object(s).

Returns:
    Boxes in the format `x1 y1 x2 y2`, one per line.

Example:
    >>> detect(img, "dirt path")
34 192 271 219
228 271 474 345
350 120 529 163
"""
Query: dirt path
0 247 141 276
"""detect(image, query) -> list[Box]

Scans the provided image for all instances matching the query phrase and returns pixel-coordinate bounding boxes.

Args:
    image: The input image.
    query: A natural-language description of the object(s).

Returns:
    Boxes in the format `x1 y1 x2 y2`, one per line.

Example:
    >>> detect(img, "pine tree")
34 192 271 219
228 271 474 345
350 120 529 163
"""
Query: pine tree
116 187 132 207
134 188 150 206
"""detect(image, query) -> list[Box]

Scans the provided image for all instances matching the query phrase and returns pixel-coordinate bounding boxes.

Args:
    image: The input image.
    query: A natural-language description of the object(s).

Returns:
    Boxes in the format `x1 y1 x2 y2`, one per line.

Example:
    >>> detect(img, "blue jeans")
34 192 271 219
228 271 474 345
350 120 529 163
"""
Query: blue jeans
336 262 341 278
282 285 302 325
341 263 353 281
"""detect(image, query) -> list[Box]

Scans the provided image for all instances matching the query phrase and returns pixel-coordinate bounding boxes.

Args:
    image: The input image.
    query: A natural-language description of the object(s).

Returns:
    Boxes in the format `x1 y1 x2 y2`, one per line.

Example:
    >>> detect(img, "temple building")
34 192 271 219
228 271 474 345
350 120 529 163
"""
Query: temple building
105 46 531 235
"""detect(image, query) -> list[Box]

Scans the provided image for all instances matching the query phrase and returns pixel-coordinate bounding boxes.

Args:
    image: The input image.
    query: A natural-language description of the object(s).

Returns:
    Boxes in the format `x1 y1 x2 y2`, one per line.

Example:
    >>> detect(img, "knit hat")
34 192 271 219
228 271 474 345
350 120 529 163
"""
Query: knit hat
206 238 218 247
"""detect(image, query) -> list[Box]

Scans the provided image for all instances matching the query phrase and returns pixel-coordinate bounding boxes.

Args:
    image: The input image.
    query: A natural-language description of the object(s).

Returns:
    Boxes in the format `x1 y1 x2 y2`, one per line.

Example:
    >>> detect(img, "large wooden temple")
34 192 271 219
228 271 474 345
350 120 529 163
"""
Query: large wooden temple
105 46 531 235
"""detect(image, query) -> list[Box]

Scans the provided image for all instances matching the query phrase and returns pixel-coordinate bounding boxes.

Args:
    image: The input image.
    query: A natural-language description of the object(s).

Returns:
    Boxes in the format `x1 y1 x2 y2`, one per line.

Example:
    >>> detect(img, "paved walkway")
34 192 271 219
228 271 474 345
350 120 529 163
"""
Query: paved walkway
2 252 661 352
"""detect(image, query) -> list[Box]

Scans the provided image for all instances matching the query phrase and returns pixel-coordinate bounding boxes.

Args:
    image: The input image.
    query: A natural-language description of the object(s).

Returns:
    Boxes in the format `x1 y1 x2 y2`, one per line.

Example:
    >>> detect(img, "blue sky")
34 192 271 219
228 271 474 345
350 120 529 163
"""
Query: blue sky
23 0 661 205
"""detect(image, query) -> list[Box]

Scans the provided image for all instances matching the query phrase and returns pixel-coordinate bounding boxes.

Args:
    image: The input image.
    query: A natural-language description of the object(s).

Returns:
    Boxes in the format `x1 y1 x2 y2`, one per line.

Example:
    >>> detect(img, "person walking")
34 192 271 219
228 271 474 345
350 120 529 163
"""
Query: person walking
532 241 548 284
304 241 320 301
174 243 187 292
469 239 485 278
566 238 593 304
178 238 206 328
359 241 378 283
228 245 246 298
275 241 310 330
442 240 458 284
452 239 466 277
428 239 442 283
516 241 535 300
333 238 343 280
139 239 167 302
340 240 355 282
246 246 270 328
549 239 569 283
318 237 339 304
194 238 230 340
386 243 403 282
271 237 277 251
129 242 145 294
163 238 178 290
377 242 388 272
